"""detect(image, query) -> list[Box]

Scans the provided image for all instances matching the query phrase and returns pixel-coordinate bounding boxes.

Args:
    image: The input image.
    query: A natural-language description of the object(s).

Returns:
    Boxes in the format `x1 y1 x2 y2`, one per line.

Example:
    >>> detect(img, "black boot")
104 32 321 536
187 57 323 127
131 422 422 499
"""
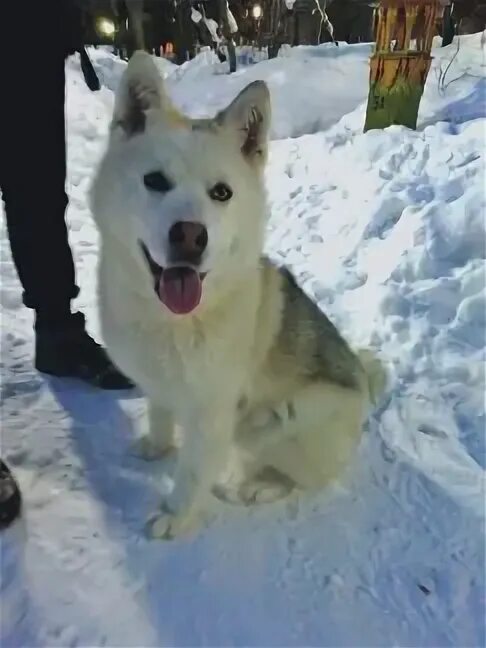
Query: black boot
0 460 21 530
35 312 134 390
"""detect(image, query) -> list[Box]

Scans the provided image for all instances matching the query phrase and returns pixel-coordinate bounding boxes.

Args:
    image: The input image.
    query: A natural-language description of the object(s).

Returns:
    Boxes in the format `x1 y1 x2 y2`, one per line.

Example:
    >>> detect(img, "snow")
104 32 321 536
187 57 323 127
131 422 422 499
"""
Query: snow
204 18 222 45
191 7 203 24
227 7 239 34
1 34 485 647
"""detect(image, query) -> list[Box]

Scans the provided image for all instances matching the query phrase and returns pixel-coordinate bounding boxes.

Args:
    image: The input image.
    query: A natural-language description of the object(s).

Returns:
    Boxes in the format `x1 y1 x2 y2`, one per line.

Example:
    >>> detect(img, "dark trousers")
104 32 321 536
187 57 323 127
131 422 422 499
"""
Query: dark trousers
0 4 79 326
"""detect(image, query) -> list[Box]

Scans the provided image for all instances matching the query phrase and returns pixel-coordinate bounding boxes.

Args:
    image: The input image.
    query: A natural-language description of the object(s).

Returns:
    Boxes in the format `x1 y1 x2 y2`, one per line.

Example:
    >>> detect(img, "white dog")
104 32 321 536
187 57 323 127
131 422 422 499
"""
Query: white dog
91 52 385 540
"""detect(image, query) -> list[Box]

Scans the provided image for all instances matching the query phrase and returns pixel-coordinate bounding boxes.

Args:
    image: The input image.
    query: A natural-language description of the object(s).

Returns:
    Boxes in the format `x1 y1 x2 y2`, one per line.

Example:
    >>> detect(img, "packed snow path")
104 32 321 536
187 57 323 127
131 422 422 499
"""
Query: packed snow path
1 37 485 647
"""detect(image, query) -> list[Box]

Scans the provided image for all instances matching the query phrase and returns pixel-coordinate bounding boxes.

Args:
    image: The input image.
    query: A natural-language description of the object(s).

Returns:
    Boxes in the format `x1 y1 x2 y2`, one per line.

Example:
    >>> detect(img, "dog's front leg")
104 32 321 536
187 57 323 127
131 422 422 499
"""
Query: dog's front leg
131 401 176 460
146 405 235 540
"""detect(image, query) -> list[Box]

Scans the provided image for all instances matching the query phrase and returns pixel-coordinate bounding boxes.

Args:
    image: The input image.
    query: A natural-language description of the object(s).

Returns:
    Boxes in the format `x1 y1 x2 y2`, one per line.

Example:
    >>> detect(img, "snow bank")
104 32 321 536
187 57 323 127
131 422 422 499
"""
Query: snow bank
83 34 485 140
82 41 372 138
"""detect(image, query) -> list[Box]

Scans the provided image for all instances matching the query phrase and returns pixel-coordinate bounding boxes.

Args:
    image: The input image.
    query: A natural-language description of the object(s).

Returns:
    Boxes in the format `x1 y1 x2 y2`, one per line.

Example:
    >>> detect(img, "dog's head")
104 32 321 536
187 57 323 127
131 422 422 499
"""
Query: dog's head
92 51 271 316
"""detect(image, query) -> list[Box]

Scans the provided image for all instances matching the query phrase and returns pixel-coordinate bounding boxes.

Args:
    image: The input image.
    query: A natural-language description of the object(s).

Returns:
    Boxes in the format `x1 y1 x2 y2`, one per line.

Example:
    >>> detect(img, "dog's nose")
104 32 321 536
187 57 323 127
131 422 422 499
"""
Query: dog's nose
168 221 208 264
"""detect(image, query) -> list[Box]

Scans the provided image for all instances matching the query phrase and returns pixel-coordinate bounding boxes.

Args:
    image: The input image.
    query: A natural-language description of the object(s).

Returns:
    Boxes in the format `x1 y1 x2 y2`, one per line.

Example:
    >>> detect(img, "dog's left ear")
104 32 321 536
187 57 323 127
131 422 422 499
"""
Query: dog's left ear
216 81 271 163
113 51 186 136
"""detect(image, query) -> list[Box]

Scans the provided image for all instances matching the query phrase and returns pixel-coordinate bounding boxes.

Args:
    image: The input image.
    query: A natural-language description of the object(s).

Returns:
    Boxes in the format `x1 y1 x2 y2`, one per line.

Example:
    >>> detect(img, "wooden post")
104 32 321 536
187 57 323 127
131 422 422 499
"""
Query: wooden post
364 0 441 132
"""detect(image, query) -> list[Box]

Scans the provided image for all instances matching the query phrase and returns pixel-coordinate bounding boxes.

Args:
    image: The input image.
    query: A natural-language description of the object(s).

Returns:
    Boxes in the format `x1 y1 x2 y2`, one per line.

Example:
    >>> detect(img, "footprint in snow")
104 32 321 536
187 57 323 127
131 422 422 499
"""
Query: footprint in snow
362 197 406 241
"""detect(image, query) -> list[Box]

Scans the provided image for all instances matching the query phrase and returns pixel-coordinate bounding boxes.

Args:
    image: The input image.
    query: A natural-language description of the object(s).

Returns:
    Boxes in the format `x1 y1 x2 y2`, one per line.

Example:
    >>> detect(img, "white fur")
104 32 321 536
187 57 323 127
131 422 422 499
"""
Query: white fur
91 52 384 540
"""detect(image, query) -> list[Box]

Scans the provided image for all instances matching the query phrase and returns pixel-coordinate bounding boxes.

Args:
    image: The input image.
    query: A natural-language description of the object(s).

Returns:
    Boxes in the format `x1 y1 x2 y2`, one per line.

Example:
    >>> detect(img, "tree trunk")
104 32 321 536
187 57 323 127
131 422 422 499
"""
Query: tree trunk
266 0 287 57
218 0 237 72
441 3 455 46
126 0 146 55
174 0 193 64
227 39 237 73
113 0 129 58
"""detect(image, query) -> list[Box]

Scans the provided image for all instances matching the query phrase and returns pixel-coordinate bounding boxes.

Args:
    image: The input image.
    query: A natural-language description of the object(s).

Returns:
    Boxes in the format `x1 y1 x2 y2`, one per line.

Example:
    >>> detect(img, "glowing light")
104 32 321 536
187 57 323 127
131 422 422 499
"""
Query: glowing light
252 4 262 19
97 18 115 37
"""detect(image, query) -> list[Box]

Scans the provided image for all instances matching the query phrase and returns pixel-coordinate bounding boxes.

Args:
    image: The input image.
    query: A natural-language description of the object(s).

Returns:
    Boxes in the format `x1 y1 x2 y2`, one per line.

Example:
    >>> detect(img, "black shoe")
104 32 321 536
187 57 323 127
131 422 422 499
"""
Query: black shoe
35 313 134 390
0 460 21 530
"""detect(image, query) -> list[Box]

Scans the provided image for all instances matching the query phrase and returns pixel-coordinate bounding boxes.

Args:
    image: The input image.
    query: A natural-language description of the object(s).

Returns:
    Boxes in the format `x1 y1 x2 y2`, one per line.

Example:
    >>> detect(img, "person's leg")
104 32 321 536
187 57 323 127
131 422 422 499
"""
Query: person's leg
0 46 78 324
0 3 132 389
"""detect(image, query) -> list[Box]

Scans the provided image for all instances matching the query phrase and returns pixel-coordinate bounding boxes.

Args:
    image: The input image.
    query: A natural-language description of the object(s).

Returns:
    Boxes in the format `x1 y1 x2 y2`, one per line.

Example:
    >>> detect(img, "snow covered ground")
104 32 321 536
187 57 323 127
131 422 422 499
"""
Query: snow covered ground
1 35 485 647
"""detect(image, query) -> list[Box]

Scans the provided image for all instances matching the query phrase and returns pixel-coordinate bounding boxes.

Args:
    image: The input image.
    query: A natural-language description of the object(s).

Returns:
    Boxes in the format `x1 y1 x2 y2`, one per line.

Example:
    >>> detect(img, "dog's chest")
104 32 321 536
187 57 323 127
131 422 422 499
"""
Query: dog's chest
103 299 253 401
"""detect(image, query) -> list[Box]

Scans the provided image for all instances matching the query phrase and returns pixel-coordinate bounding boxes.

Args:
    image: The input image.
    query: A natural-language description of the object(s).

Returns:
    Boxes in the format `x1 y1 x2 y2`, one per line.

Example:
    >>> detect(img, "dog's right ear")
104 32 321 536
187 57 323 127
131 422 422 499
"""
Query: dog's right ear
112 51 172 136
216 81 271 164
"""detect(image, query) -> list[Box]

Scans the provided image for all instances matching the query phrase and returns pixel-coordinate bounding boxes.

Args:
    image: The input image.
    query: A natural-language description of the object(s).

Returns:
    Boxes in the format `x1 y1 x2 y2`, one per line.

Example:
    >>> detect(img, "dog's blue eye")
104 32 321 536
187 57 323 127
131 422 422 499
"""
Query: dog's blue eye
209 183 233 202
144 171 173 193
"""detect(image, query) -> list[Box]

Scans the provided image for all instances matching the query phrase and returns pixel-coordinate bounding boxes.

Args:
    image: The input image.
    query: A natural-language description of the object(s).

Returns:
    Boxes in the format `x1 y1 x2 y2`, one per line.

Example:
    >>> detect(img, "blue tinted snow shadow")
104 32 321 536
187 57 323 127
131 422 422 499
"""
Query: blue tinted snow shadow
421 77 486 130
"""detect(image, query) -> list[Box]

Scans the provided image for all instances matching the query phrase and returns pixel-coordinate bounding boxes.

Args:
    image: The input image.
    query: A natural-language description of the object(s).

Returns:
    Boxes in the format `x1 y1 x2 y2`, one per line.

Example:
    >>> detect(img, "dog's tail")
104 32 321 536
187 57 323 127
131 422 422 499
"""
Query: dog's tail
357 349 388 406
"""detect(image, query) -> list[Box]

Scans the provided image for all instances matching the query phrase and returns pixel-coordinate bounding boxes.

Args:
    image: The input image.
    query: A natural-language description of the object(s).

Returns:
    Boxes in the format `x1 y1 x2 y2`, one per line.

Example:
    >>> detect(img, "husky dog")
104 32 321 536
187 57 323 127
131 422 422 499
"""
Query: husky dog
91 52 385 540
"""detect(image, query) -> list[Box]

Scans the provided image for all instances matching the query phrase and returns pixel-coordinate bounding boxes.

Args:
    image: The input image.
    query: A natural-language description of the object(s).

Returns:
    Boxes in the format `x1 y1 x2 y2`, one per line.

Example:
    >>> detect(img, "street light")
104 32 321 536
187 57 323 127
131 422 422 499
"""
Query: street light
97 17 116 38
252 4 262 19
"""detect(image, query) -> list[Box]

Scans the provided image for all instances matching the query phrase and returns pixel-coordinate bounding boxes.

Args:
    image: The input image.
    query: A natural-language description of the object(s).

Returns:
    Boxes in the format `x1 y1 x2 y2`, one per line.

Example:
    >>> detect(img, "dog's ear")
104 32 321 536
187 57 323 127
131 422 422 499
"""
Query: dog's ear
113 51 174 136
216 81 271 163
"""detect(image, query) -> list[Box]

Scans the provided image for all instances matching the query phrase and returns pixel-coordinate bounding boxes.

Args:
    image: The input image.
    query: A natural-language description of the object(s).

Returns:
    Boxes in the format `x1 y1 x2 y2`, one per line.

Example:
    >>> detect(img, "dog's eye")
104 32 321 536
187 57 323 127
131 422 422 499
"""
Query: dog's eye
143 171 173 193
209 182 233 202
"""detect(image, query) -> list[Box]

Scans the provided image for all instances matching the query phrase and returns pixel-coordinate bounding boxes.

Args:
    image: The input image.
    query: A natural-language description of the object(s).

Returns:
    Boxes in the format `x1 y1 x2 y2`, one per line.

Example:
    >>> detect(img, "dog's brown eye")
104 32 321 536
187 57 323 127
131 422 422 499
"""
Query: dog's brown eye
209 182 233 202
144 171 172 193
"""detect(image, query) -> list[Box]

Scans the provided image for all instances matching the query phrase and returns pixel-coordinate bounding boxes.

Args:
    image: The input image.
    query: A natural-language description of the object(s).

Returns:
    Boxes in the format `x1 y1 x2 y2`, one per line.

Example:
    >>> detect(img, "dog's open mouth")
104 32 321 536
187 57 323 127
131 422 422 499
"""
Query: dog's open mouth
139 242 206 315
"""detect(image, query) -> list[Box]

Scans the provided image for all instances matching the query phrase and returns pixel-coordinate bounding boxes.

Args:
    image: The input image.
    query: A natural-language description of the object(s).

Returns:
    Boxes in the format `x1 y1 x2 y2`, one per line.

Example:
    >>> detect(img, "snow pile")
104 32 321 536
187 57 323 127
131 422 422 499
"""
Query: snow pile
83 41 373 138
83 35 485 141
1 34 485 647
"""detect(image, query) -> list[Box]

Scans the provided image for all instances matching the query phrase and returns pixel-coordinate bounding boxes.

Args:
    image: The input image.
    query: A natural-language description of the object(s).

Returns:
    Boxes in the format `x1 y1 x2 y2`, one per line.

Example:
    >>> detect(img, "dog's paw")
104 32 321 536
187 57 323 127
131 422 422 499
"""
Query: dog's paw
211 482 242 505
145 503 200 540
130 435 175 461
238 478 294 505
213 471 294 506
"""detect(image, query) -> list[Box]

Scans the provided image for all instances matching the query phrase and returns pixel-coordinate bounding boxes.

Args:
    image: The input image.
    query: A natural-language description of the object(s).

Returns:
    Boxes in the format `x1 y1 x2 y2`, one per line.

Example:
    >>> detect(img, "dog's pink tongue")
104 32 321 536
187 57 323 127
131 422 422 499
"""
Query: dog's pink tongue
158 267 202 315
